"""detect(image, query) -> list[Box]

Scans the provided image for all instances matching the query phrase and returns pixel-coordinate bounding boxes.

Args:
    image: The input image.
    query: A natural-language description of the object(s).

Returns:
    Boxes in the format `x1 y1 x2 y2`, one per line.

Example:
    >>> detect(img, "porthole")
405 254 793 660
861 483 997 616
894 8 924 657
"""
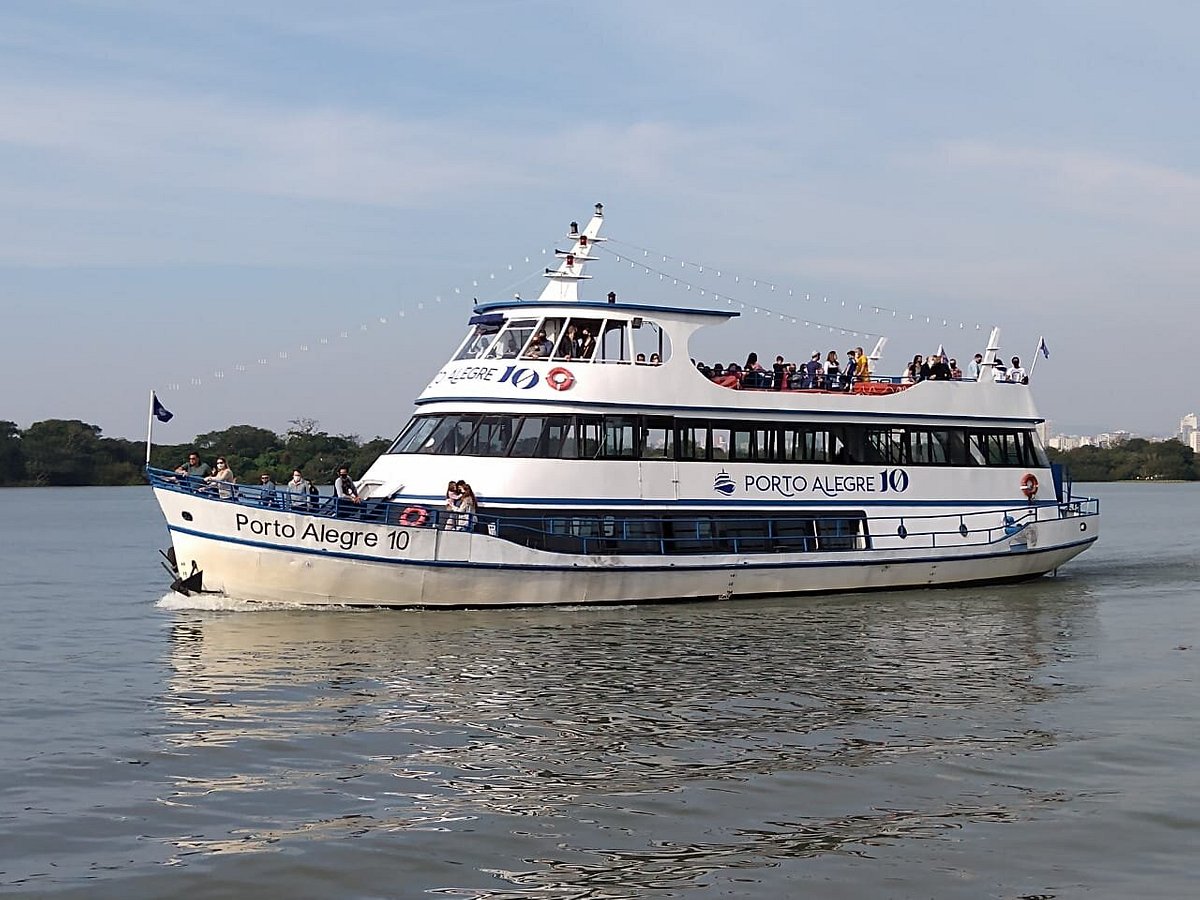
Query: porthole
181 511 194 522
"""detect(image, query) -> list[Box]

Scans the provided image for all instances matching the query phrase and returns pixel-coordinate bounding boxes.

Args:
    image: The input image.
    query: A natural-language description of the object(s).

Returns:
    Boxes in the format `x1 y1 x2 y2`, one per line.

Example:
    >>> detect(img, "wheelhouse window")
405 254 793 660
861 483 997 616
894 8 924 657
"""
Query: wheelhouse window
485 319 539 360
453 314 505 361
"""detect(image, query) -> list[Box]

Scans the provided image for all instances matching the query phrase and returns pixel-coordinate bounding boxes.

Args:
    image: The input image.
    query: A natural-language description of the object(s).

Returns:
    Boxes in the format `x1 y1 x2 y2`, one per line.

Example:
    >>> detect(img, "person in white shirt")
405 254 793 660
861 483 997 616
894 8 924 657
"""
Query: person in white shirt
1008 356 1028 384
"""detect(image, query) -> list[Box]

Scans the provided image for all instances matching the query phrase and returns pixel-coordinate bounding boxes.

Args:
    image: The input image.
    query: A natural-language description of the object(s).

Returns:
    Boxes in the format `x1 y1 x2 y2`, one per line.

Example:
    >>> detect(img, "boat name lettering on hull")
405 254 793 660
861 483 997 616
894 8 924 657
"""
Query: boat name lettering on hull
431 364 541 390
234 512 411 553
737 469 909 498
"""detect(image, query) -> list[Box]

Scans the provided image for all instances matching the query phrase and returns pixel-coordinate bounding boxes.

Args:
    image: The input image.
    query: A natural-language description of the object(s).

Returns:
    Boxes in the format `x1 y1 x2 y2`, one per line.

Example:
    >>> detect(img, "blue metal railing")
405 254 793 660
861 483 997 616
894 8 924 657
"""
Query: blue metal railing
148 466 1098 557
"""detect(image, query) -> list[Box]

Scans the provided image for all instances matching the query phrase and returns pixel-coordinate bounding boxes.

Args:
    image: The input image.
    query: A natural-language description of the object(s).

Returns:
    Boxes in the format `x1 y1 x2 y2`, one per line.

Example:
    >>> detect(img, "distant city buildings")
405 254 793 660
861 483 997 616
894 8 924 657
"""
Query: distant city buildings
1181 413 1199 452
1046 415 1200 452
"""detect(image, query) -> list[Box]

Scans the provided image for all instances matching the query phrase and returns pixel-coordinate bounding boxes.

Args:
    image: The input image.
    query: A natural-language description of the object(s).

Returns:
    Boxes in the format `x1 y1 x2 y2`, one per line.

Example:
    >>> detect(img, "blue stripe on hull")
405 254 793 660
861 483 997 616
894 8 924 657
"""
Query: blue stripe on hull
168 523 1097 574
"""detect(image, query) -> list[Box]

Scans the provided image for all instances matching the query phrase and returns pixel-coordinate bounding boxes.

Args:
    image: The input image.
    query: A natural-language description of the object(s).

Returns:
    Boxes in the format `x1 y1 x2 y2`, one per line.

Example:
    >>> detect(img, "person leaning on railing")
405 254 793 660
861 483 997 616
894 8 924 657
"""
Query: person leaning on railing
174 451 209 484
202 457 236 498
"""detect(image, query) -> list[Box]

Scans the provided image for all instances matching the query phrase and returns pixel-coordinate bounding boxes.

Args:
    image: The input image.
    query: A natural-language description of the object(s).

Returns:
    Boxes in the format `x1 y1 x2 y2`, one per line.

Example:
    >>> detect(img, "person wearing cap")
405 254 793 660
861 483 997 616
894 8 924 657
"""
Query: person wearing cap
992 359 1009 382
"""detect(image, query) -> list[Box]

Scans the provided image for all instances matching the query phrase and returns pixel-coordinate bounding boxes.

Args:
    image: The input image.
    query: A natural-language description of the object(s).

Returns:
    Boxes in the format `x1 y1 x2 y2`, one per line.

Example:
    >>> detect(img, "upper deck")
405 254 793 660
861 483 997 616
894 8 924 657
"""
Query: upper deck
416 204 1041 428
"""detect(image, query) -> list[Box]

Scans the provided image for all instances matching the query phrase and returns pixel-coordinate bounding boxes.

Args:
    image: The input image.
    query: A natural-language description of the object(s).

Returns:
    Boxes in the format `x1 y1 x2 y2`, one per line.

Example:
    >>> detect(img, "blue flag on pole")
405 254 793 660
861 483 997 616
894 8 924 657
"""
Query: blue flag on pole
152 392 174 423
1037 336 1050 359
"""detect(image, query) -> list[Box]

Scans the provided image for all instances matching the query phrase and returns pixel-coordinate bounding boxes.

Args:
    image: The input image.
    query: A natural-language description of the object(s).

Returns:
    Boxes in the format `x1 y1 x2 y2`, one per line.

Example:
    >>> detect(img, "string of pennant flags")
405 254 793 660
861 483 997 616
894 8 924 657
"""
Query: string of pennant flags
161 233 996 394
162 249 558 393
601 236 995 336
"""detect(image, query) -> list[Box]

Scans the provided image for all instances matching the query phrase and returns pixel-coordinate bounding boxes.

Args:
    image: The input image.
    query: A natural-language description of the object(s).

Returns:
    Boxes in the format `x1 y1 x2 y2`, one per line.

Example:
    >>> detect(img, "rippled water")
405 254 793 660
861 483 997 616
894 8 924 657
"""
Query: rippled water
0 484 1197 898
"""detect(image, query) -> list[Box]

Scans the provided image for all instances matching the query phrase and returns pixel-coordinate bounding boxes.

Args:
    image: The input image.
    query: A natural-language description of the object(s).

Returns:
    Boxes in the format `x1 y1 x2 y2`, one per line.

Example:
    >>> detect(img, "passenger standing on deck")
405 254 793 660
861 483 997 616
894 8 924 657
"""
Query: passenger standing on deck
1008 356 1028 384
287 469 313 509
805 352 823 388
577 328 596 360
825 351 841 390
334 466 361 505
967 353 984 380
203 457 236 498
855 347 871 383
454 481 478 532
444 480 463 529
557 324 578 359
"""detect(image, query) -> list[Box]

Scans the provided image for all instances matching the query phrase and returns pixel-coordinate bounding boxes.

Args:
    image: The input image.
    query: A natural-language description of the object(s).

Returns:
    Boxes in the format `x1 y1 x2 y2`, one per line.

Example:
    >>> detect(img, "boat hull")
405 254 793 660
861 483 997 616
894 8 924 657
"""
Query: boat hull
156 489 1097 608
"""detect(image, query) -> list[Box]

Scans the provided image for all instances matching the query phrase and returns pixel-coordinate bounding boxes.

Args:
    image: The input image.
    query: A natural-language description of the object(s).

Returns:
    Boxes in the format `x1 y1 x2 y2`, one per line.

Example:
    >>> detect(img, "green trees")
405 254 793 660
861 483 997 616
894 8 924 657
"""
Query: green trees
1049 438 1197 481
0 420 25 484
2 419 391 486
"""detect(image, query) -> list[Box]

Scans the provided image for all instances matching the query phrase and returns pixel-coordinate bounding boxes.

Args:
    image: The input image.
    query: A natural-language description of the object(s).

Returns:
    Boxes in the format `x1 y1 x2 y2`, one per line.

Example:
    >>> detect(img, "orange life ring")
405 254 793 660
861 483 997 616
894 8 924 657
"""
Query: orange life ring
398 505 428 527
546 366 576 391
1020 473 1039 499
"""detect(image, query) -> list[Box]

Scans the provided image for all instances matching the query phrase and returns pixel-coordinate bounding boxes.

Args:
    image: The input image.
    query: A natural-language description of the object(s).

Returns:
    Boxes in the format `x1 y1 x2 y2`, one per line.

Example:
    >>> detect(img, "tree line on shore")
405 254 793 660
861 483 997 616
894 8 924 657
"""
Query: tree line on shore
0 418 390 487
1047 438 1197 482
0 418 1195 486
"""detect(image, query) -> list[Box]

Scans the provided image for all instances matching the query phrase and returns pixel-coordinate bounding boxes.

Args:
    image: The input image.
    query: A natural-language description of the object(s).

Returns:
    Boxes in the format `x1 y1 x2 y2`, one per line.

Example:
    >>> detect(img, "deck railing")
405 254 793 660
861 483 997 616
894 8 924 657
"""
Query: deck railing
148 467 1098 557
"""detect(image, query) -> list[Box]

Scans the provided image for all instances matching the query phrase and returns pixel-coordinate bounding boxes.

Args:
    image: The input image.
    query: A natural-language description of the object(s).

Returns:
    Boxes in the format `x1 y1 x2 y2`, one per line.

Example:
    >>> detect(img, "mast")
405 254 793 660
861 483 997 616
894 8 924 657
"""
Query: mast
537 202 607 302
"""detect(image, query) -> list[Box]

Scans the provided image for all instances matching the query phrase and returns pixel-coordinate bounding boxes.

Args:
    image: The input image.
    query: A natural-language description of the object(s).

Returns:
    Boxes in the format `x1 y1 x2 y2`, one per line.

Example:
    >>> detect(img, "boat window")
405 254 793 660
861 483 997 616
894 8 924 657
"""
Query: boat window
784 427 830 463
461 415 515 457
972 430 1022 466
454 315 505 361
642 417 674 459
390 414 1048 469
538 417 577 458
773 517 817 552
603 415 639 458
412 416 461 454
719 422 779 461
485 319 539 359
910 430 952 465
630 317 670 364
508 416 546 457
597 320 630 364
863 427 908 465
577 415 604 458
1026 431 1051 467
389 417 435 454
722 517 771 552
670 516 720 553
816 516 867 551
520 317 560 360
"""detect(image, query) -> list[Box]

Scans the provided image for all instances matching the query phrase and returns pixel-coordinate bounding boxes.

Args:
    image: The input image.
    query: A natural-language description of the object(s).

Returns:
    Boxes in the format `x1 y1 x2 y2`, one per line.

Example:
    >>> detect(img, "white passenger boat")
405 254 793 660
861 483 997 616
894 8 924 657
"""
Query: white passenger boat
149 205 1099 607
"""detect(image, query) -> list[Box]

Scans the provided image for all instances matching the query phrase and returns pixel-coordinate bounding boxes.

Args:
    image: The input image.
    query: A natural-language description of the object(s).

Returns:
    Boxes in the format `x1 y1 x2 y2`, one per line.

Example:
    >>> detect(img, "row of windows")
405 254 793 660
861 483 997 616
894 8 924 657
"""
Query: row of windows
454 313 669 364
494 510 869 555
389 414 1049 468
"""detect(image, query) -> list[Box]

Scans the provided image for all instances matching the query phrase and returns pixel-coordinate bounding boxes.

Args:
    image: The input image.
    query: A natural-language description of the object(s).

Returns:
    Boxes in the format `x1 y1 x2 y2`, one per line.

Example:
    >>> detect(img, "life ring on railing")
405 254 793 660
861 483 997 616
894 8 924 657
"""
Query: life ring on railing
1020 473 1039 499
398 506 428 527
546 366 575 391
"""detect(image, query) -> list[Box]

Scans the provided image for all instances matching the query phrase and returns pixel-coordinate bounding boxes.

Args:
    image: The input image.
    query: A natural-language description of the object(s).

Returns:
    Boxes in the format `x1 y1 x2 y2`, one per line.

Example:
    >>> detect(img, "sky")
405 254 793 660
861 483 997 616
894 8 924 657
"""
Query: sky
1 0 1197 442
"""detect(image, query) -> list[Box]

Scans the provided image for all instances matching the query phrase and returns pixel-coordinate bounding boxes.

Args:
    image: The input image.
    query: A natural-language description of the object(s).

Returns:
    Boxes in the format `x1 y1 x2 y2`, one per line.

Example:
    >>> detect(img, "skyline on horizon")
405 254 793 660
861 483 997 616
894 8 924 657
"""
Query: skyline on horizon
2 1 1198 441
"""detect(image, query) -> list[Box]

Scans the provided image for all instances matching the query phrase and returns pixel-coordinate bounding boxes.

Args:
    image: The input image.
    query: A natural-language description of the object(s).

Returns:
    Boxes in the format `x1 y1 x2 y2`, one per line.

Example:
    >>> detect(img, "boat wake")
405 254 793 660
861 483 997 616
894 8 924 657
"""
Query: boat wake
155 592 306 612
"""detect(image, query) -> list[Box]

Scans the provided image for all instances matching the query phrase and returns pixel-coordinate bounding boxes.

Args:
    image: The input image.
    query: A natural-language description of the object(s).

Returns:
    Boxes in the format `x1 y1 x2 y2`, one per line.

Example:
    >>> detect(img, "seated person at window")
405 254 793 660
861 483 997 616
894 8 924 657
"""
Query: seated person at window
525 330 553 359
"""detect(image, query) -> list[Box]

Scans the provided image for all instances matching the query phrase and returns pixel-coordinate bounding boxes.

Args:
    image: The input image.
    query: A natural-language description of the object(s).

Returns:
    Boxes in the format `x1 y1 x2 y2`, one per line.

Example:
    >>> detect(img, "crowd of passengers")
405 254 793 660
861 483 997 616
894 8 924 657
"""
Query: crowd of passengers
692 349 1030 390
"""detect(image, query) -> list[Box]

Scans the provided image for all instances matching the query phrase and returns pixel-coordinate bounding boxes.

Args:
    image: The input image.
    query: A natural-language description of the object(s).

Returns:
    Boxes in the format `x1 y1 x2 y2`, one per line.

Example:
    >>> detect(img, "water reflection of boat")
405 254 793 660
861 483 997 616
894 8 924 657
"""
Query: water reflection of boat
159 588 1091 880
150 205 1098 606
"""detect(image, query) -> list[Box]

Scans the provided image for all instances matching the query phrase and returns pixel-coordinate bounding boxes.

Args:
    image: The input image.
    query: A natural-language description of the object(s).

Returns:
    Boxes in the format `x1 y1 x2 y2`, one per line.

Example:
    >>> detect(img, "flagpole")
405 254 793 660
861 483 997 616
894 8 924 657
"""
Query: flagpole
1029 337 1045 378
145 389 155 466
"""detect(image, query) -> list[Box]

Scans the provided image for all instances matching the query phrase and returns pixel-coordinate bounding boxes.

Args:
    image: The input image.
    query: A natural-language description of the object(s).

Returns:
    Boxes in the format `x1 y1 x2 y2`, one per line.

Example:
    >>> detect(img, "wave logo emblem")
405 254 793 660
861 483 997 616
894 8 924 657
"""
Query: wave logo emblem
713 470 736 496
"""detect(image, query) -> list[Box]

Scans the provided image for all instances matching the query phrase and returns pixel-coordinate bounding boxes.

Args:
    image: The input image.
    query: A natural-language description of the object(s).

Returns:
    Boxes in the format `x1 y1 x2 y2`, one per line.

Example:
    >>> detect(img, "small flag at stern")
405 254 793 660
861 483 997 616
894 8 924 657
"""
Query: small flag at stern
152 392 174 423
1037 336 1050 359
